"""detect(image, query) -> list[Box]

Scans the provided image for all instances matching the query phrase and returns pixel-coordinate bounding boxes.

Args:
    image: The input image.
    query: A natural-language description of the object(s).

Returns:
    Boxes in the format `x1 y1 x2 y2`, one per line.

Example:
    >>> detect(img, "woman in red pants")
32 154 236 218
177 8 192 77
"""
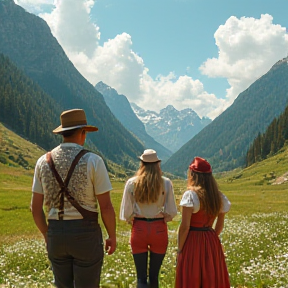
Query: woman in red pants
175 157 231 288
120 149 177 288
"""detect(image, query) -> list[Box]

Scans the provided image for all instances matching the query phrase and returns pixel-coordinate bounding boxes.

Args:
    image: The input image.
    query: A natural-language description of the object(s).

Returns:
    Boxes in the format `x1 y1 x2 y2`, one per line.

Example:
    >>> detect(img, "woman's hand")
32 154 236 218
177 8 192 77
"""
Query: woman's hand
162 212 172 223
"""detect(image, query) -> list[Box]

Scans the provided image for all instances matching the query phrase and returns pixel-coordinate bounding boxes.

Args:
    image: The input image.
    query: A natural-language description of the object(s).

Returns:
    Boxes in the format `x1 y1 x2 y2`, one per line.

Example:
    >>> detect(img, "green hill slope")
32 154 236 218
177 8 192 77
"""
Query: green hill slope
0 122 45 170
163 58 288 176
0 122 131 179
246 103 288 167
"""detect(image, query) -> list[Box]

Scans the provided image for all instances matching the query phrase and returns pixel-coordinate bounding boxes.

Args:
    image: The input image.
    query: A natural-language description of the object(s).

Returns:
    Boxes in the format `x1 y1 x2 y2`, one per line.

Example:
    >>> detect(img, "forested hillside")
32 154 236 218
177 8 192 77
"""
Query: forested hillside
246 103 288 166
0 54 60 150
0 0 144 167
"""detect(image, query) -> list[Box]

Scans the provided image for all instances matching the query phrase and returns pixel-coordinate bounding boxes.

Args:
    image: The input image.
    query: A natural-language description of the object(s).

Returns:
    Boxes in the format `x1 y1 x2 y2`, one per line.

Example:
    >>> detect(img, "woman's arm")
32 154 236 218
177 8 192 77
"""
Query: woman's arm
163 179 178 222
119 180 134 222
177 206 193 253
214 212 226 236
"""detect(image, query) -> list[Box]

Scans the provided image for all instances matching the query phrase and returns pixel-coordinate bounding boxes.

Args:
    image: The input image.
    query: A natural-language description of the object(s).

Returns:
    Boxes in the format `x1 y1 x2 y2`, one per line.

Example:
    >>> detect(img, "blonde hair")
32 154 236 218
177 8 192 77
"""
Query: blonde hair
134 161 163 203
187 170 222 217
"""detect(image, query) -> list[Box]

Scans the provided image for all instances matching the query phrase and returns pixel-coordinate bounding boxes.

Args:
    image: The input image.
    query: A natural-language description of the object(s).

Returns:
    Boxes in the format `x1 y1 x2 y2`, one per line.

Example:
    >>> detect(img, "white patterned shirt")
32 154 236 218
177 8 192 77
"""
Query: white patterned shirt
32 143 112 220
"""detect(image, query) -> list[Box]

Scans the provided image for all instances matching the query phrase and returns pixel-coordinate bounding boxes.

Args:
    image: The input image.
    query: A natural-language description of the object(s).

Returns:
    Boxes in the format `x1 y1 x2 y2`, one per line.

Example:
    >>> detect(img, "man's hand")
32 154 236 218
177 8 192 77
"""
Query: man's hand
97 192 117 255
42 232 48 251
105 237 116 255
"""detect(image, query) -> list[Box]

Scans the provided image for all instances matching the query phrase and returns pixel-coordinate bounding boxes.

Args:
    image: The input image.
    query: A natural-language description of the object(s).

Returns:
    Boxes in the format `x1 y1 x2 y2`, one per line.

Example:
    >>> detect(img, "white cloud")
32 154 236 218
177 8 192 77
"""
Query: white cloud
15 2 288 120
15 0 53 5
200 14 288 106
16 0 222 119
139 73 226 119
40 0 145 104
41 0 100 58
15 0 54 13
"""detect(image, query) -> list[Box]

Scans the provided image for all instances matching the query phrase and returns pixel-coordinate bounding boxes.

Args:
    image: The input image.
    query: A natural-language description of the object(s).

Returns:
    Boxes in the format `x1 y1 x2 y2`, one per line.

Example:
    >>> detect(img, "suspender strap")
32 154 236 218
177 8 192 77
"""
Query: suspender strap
64 149 89 187
46 149 98 221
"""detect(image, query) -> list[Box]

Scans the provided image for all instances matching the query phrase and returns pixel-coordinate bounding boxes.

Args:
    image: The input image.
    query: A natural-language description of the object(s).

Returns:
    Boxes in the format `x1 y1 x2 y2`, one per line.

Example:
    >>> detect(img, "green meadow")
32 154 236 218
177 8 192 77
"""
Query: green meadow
1 132 288 287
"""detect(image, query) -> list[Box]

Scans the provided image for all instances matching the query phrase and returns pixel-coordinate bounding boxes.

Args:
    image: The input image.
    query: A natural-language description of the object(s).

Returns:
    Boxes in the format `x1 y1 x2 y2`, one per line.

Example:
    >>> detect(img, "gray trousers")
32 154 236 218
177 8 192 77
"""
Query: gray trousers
47 219 104 288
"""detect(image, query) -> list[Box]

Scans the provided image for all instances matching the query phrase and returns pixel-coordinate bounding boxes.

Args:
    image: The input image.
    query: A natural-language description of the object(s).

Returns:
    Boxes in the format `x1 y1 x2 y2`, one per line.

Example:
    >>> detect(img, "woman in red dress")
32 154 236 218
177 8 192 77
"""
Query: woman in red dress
175 157 231 288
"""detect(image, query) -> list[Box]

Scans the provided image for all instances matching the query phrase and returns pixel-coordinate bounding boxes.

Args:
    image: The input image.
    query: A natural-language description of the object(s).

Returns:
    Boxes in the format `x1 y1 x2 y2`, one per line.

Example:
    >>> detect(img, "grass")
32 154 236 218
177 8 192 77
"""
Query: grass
1 160 288 287
1 125 288 287
0 123 45 170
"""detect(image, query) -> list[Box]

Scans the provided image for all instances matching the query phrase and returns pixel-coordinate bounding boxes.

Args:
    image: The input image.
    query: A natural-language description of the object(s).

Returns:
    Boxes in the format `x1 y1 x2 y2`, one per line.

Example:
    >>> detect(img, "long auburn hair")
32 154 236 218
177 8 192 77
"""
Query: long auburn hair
134 161 163 204
187 170 222 217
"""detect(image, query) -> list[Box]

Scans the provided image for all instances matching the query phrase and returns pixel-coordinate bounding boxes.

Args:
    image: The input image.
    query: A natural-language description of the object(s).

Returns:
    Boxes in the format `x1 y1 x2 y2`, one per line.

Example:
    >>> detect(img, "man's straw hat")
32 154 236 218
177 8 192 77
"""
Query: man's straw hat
53 109 98 134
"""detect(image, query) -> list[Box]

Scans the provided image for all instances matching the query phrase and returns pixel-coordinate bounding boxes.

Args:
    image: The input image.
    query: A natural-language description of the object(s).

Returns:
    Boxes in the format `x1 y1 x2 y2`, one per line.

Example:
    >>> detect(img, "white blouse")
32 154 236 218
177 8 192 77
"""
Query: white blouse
180 190 231 214
119 176 178 222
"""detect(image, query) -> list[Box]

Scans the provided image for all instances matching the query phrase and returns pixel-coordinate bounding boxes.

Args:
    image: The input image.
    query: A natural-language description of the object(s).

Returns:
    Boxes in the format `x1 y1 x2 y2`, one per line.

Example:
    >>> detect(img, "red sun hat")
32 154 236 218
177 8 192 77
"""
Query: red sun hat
189 157 212 173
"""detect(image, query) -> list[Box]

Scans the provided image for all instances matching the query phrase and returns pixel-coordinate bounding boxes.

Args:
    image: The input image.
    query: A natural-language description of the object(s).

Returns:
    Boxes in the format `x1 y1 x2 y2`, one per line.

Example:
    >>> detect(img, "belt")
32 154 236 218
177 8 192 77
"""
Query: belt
48 217 98 222
48 212 98 222
189 226 213 231
134 217 164 222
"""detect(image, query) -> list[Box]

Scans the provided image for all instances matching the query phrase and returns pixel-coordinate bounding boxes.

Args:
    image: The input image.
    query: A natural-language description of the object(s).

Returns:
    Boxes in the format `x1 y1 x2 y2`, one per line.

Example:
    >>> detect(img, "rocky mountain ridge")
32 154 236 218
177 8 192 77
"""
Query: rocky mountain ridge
95 81 172 161
131 103 212 152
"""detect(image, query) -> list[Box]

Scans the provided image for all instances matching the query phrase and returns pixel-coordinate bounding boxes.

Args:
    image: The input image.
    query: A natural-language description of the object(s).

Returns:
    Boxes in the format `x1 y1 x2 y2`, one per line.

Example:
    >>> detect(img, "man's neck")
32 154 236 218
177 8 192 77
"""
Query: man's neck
63 139 83 145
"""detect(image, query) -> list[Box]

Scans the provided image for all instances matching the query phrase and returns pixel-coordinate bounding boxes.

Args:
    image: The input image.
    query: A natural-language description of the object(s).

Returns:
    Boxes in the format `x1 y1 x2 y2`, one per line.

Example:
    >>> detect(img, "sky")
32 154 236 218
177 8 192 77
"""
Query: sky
15 0 288 119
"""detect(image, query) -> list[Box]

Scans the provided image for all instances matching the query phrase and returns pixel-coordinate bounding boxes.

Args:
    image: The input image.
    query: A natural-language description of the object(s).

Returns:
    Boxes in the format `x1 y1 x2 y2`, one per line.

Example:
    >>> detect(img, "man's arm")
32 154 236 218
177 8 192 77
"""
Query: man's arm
31 193 48 243
96 192 116 255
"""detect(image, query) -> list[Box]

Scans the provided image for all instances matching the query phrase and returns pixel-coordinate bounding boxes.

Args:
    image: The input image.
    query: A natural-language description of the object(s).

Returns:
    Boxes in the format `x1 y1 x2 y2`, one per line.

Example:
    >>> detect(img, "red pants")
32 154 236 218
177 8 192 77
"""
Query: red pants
130 218 168 254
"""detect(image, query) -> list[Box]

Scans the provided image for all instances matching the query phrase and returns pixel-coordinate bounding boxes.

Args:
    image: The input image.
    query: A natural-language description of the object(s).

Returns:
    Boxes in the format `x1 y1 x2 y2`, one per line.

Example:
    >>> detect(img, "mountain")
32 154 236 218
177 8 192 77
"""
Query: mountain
131 103 212 152
246 102 288 167
0 53 61 150
95 81 172 162
163 57 288 176
0 0 144 167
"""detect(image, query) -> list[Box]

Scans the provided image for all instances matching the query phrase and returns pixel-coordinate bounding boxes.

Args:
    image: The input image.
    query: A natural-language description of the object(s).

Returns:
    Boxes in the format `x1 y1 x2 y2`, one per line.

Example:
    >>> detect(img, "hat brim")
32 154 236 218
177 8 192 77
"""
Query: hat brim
53 125 98 134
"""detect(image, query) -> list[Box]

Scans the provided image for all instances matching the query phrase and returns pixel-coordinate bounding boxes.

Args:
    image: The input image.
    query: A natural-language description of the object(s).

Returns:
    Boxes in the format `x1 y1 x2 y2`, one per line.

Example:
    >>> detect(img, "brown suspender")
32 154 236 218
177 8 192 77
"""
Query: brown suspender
46 149 98 221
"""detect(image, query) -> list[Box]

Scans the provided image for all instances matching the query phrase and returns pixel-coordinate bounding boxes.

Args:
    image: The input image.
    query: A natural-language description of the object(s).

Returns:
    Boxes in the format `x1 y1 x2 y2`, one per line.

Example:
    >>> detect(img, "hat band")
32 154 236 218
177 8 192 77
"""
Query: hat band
142 159 161 163
62 119 87 128
189 165 212 173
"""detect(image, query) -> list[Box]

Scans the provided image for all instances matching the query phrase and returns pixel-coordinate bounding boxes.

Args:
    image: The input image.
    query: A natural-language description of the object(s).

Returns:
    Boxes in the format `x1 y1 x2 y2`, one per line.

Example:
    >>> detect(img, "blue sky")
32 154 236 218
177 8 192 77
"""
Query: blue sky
15 0 288 119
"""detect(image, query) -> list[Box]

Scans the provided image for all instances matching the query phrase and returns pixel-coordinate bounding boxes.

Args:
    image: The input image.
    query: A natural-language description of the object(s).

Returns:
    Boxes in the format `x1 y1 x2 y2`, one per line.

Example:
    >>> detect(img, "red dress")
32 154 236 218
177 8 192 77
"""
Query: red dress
175 209 230 288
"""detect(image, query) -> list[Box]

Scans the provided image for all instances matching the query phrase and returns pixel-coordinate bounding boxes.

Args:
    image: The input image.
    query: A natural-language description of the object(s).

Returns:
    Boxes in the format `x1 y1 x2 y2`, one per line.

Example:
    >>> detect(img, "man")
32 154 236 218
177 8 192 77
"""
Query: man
31 108 116 288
